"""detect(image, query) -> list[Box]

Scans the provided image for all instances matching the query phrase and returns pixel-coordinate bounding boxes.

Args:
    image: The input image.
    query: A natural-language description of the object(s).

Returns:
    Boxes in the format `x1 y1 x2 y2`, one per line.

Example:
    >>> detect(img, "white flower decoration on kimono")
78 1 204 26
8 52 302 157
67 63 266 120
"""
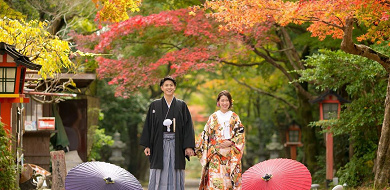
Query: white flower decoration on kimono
163 119 173 132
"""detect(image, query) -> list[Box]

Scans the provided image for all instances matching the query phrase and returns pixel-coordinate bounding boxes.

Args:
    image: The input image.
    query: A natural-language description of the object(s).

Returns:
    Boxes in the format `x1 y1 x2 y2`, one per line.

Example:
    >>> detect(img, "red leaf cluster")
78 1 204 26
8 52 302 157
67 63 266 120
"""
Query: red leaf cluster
71 8 274 96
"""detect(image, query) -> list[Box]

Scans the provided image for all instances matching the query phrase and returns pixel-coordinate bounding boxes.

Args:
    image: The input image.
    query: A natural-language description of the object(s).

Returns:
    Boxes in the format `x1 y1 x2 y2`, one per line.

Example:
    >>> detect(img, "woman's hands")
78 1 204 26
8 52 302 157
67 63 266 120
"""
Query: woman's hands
219 140 234 148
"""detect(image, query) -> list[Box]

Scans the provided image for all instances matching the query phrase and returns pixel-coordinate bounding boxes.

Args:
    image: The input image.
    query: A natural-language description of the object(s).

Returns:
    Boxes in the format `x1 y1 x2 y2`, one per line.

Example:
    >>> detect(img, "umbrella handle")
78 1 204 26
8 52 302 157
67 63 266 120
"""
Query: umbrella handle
104 177 115 184
261 174 272 182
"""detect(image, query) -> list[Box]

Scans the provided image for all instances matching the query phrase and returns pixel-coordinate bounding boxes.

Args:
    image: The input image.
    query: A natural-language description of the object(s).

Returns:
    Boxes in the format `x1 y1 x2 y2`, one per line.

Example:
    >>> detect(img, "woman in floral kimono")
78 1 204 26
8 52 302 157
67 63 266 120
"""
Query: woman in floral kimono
195 90 245 190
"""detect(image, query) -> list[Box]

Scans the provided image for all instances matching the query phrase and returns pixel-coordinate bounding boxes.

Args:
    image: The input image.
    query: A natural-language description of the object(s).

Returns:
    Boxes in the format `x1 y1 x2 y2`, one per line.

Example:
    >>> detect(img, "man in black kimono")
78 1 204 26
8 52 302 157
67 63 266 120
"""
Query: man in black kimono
140 76 195 190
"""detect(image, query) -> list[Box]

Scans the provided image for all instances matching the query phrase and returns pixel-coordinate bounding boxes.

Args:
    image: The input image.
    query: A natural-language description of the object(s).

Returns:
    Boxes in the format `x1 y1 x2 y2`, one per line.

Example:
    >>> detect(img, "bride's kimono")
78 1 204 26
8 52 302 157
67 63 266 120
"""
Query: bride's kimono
195 111 245 190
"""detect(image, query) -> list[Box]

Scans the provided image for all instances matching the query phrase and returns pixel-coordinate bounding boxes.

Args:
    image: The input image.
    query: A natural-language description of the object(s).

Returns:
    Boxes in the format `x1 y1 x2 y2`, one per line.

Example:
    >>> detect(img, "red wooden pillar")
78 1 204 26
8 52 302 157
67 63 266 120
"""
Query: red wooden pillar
1 101 12 134
290 146 297 160
319 95 342 187
0 96 29 135
325 127 333 181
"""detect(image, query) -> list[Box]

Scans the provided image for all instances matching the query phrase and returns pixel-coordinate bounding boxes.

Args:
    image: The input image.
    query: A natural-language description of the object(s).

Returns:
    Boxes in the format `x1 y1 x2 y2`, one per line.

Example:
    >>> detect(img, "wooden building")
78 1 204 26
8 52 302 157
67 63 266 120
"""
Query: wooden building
1 41 99 173
22 72 97 170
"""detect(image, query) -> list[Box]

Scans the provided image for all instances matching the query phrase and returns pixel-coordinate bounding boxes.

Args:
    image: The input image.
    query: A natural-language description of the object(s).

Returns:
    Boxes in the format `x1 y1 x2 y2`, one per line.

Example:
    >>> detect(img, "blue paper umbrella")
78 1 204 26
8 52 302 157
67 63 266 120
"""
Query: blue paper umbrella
65 161 143 190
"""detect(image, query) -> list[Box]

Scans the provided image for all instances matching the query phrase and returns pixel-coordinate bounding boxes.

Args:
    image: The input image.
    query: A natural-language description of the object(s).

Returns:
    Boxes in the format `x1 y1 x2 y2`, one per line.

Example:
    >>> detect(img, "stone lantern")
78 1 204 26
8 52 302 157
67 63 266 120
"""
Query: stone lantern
266 133 284 159
109 131 125 166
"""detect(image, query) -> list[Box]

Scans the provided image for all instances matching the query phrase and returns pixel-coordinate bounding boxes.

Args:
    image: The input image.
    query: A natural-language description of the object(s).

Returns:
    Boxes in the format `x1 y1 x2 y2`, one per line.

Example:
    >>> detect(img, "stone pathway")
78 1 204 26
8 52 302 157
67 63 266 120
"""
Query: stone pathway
143 178 199 190
184 178 200 190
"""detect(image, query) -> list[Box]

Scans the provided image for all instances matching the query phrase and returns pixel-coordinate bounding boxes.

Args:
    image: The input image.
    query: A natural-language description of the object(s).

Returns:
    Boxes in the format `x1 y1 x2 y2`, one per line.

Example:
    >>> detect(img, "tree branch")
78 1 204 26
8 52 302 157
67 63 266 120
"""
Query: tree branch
297 17 344 29
123 40 182 50
250 45 313 100
279 26 305 70
341 18 390 73
233 78 298 111
208 58 265 67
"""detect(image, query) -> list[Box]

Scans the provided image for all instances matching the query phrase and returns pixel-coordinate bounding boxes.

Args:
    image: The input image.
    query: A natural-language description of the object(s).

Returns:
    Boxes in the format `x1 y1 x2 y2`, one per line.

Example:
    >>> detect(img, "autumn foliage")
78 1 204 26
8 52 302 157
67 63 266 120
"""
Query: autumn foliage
205 0 390 45
204 0 390 188
0 18 75 78
72 8 270 96
92 0 142 23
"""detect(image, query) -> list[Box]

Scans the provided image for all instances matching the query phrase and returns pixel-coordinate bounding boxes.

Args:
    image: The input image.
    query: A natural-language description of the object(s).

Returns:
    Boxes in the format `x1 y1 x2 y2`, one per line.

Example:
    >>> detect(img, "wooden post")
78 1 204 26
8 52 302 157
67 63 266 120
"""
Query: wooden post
50 151 67 190
326 127 334 186
290 146 297 160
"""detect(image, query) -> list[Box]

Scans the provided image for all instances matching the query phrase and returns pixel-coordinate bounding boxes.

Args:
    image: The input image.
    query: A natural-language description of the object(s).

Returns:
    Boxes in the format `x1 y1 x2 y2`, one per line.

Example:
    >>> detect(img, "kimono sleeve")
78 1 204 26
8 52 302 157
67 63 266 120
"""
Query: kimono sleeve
195 115 214 166
230 114 245 156
182 101 195 149
229 114 245 178
139 103 154 148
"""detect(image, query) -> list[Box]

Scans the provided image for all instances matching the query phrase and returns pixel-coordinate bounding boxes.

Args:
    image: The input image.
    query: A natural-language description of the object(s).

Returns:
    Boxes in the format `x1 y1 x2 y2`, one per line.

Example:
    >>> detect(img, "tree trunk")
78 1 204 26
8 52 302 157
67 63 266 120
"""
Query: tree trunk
47 17 65 35
374 74 390 189
297 91 319 172
340 18 390 189
279 26 319 171
125 120 149 180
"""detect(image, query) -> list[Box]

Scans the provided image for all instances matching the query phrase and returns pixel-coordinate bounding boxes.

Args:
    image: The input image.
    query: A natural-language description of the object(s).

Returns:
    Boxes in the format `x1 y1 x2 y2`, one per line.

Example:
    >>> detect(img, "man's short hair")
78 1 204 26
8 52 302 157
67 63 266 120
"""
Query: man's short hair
160 76 176 86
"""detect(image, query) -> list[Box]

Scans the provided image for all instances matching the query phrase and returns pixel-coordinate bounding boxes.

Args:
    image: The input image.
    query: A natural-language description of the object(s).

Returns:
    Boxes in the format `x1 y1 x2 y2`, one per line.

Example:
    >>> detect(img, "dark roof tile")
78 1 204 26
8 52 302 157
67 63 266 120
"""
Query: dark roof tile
0 42 42 70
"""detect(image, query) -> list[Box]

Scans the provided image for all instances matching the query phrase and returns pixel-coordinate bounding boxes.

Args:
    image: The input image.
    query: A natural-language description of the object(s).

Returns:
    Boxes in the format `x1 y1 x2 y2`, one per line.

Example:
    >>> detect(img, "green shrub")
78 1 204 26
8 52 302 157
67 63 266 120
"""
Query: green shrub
88 127 113 161
336 151 376 187
0 125 17 190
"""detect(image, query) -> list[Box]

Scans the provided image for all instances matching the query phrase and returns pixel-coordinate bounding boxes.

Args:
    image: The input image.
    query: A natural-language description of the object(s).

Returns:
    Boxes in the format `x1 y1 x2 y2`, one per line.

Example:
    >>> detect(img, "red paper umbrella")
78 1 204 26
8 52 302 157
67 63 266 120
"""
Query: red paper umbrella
242 158 312 190
65 161 143 190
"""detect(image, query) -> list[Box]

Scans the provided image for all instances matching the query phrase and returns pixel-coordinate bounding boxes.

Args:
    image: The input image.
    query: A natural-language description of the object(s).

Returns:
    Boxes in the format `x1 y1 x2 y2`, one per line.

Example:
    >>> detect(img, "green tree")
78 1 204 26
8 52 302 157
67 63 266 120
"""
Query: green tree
88 127 114 161
0 123 17 190
96 79 150 180
298 45 389 186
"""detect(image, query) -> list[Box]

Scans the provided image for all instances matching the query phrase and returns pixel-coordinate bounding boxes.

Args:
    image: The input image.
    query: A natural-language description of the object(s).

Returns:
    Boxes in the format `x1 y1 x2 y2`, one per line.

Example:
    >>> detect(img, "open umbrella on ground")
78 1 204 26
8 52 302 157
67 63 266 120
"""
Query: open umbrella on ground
65 161 142 190
242 158 312 190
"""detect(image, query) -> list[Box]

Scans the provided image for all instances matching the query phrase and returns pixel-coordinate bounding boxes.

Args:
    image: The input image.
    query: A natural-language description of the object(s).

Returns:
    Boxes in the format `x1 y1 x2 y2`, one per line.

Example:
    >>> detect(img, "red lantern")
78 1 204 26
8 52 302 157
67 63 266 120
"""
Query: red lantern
0 42 41 134
284 122 303 160
310 90 350 187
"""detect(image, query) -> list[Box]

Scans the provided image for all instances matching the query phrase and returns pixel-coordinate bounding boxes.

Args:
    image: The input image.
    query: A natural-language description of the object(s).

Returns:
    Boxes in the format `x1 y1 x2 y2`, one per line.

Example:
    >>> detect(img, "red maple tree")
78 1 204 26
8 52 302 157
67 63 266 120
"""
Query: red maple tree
71 8 274 96
72 4 338 174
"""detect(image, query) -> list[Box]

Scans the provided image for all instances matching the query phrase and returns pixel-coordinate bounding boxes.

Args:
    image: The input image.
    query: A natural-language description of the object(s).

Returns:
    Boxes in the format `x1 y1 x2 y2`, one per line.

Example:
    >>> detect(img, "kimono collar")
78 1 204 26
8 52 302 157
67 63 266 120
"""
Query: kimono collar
162 96 176 108
164 96 175 108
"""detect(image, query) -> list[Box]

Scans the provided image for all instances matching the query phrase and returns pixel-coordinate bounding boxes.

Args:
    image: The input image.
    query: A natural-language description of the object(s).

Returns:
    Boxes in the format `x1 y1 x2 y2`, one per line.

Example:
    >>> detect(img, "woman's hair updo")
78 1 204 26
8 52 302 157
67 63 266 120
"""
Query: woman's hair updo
217 90 233 109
